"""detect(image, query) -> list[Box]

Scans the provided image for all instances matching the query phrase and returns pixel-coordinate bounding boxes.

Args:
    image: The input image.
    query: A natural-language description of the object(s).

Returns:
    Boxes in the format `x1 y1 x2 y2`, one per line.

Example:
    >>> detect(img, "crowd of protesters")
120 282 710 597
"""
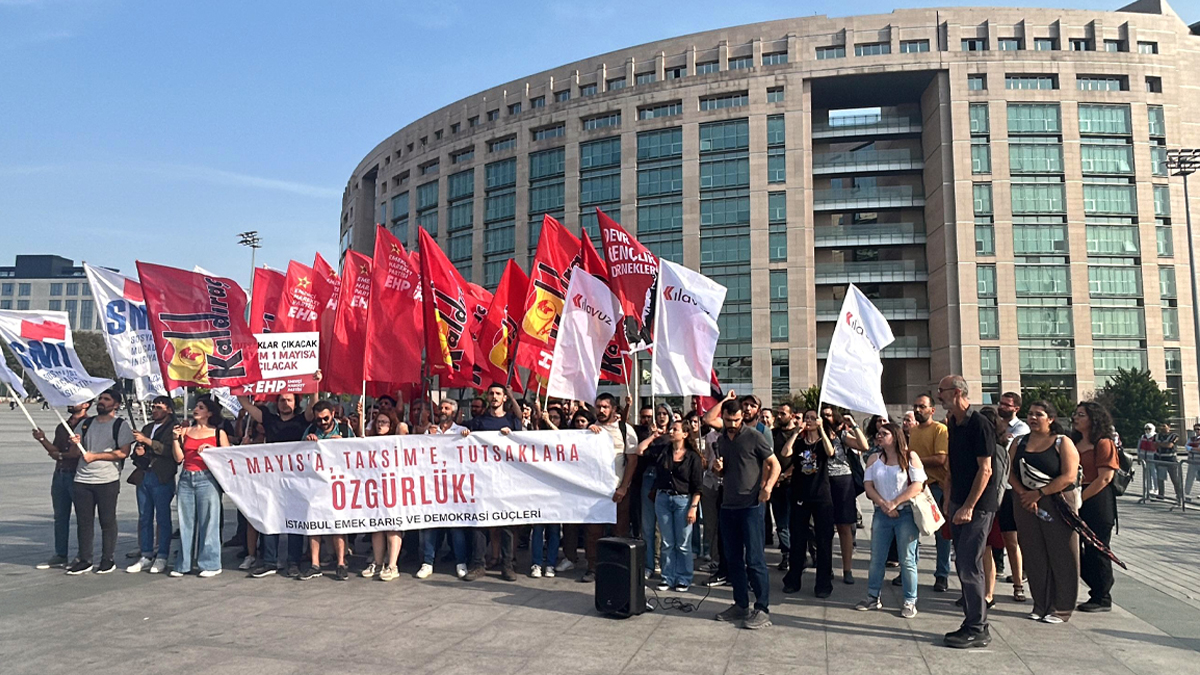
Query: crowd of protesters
27 375 1132 643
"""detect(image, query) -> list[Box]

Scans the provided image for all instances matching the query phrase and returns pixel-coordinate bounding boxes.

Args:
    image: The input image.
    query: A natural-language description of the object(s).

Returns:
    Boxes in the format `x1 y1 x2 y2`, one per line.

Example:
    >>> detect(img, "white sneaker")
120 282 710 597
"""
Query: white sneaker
530 565 542 578
237 556 256 571
1040 614 1064 624
455 563 468 579
126 556 153 573
149 558 168 574
169 570 185 578
198 569 222 578
544 566 556 578
415 563 434 579
361 562 379 578
1028 612 1042 621
555 559 575 573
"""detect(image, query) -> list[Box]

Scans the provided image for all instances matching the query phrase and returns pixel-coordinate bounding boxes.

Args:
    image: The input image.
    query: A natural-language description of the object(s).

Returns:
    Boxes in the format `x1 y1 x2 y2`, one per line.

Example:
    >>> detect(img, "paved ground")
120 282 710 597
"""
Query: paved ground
1 408 1199 674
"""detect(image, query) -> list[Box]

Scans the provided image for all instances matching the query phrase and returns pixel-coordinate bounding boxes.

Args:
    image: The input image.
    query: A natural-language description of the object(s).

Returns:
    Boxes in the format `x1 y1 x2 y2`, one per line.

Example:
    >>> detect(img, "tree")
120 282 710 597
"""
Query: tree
1018 382 1074 421
72 330 116 381
1092 368 1174 447
776 384 822 413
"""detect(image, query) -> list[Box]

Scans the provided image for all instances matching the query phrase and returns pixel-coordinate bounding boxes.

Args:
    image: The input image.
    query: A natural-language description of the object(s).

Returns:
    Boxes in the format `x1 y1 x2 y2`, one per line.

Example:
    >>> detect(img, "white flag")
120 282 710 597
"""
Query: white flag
0 359 28 400
651 260 727 396
132 374 167 401
84 263 164 383
546 268 623 403
820 284 895 417
0 310 114 406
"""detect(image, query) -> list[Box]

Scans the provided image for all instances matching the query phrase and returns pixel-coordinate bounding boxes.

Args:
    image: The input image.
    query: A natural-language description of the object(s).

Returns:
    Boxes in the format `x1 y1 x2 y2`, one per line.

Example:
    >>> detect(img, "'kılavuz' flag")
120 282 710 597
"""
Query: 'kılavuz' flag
515 215 581 380
136 262 262 390
651 260 727 396
546 268 623 403
249 267 286 334
365 225 423 386
83 263 166 396
819 284 895 417
476 260 528 390
323 250 372 395
579 232 630 384
0 310 114 406
598 208 658 350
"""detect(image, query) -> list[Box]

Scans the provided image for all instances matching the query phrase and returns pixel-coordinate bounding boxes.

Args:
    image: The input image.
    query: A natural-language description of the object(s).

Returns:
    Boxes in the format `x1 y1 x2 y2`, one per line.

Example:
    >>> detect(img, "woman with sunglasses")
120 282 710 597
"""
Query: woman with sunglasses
780 409 836 597
819 405 869 584
169 396 230 578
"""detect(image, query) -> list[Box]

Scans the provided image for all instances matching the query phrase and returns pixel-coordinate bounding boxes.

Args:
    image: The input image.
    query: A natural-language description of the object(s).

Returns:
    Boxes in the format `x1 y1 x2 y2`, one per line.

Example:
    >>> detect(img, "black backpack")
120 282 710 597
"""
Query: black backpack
1110 444 1136 497
79 416 128 471
991 439 1011 504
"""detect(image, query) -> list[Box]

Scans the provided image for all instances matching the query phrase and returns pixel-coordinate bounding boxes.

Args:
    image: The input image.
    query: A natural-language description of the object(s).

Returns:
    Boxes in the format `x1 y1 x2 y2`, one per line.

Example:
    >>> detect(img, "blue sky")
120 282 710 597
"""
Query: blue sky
2 0 1121 287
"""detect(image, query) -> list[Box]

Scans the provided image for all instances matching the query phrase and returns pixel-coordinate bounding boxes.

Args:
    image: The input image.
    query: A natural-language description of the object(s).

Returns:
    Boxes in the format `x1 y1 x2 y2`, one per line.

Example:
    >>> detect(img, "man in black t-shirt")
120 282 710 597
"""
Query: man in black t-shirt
770 403 798 570
461 384 523 582
938 375 997 649
238 392 312 578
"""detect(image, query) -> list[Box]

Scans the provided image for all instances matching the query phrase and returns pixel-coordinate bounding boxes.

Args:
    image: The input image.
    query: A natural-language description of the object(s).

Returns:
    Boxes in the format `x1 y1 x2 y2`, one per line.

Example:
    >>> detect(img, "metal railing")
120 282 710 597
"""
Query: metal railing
814 259 928 283
812 114 922 138
813 222 925 246
812 148 923 173
813 185 924 210
1135 454 1196 512
815 297 929 320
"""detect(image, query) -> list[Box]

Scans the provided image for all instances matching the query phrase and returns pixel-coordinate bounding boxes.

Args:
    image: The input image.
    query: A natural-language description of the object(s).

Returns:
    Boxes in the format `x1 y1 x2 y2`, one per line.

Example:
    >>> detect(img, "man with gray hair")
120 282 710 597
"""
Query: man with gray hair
937 375 998 649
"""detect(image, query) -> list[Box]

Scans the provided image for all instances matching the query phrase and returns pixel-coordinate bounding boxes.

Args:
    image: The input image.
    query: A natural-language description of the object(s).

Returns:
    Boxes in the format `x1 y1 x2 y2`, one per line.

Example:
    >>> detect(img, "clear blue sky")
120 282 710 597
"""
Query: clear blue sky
2 0 1123 287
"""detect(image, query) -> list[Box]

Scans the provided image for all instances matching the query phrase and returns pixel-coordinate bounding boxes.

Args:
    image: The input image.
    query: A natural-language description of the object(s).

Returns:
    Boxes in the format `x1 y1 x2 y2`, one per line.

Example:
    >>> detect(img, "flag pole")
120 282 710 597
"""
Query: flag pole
650 273 664 413
6 383 38 431
51 407 88 455
360 380 367 437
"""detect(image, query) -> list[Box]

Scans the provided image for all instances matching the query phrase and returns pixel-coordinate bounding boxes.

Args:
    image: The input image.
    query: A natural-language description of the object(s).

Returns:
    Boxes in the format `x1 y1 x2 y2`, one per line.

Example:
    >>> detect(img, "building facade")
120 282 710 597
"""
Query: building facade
0 256 103 331
340 0 1200 417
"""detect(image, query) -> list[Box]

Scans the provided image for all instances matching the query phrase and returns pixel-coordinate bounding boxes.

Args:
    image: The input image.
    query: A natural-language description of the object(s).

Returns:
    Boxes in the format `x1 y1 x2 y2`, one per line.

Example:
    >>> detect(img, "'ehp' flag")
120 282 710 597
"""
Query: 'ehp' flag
323 250 372 395
417 227 476 383
273 261 322 333
136 262 262 390
0 309 114 406
83 263 163 387
312 253 341 392
476 260 528 389
249 267 286 334
515 214 580 379
598 208 658 349
579 232 630 384
365 225 423 386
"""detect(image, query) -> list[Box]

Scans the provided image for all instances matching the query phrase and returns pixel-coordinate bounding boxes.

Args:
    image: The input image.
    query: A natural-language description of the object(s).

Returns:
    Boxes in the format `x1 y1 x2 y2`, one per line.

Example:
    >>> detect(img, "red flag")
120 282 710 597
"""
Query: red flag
446 282 494 391
580 233 630 385
476 260 528 390
598 208 658 348
274 261 322 333
364 225 423 386
312 253 341 391
20 319 67 342
249 267 286 334
323 250 372 394
136 262 261 390
515 214 581 379
418 227 477 384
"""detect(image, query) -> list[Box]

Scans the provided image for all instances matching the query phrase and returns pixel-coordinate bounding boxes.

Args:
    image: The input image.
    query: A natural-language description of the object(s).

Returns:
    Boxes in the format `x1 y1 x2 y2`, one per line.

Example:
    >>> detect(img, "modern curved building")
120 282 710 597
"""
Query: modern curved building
341 0 1200 418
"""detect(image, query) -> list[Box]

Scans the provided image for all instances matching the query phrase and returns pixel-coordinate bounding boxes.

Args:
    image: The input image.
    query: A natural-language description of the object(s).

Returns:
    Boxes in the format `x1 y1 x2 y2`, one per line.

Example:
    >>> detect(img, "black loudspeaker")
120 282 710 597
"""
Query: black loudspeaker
595 537 646 618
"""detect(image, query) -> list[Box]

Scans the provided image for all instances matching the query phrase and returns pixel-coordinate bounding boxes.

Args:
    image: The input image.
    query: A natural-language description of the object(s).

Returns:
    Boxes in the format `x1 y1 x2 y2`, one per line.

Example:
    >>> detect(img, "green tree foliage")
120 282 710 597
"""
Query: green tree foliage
71 330 116 381
1018 382 1075 421
775 385 822 413
1092 368 1174 447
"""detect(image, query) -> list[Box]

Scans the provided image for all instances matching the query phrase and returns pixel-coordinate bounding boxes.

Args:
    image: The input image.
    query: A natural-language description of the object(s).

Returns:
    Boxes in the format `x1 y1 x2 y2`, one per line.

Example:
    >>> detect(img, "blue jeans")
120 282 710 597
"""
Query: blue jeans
421 528 469 566
640 468 660 572
137 471 175 558
720 504 770 612
927 484 952 579
177 469 222 573
530 524 561 567
868 506 919 603
51 470 75 559
655 494 694 587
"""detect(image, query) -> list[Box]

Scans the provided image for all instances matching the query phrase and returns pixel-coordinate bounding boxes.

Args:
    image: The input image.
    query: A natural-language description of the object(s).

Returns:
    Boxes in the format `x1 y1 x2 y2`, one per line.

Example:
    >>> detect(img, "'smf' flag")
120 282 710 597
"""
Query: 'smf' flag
249 267 286 334
598 208 658 349
323 250 372 395
136 262 262 390
651 260 727 397
476 260 528 389
0 356 28 399
83 263 164 387
515 214 580 379
0 310 114 406
365 225 423 386
546 268 623 403
819 284 895 417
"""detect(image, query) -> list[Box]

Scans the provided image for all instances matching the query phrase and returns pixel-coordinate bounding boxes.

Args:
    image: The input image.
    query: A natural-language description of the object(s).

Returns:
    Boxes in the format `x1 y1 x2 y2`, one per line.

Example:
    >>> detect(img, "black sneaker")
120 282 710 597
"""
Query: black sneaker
843 570 855 585
577 570 595 583
706 574 729 588
501 567 518 582
335 565 349 581
286 564 301 579
783 583 801 594
777 559 789 572
1077 601 1112 613
298 565 323 580
65 559 93 575
892 575 903 586
814 588 832 599
742 608 772 630
95 559 116 574
462 566 486 582
945 627 991 649
36 555 69 570
248 564 277 578
933 576 949 593
714 604 749 622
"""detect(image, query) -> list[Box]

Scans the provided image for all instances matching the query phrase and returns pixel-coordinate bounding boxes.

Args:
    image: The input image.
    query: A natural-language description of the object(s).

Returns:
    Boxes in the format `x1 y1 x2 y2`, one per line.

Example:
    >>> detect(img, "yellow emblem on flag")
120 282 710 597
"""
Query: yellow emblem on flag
521 286 562 344
488 324 509 370
434 313 453 368
165 337 214 385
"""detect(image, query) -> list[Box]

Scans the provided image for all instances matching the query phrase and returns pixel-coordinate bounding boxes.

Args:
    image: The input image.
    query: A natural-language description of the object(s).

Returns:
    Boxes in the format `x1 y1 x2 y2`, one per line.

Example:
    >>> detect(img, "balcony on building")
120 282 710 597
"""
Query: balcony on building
812 148 924 175
811 114 923 140
817 334 931 359
814 259 928 284
812 184 925 211
815 297 929 321
814 222 926 247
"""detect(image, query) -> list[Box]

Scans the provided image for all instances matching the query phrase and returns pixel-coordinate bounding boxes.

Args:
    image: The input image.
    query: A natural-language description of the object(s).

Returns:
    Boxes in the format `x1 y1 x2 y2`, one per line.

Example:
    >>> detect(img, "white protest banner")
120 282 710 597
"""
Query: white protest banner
651 260 727 396
231 332 320 396
546 268 622 403
84 263 163 382
0 310 115 406
203 429 619 535
819 284 895 417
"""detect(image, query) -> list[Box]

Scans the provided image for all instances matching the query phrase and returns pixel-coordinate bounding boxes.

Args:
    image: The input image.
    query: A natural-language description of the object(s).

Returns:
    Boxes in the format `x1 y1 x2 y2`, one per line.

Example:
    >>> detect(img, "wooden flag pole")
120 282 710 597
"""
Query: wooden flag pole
6 384 38 431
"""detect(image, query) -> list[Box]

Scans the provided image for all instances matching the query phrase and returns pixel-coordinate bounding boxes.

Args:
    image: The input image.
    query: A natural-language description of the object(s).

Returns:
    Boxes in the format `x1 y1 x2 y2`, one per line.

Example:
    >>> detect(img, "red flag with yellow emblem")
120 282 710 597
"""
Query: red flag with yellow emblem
476 260 528 390
273 261 322 333
514 214 580 380
418 227 477 384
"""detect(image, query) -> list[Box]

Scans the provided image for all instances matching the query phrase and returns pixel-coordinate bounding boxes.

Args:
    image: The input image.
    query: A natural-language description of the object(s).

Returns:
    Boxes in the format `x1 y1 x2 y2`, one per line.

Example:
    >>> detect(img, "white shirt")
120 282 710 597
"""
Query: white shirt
1008 417 1031 438
431 423 468 435
864 453 927 503
598 420 638 476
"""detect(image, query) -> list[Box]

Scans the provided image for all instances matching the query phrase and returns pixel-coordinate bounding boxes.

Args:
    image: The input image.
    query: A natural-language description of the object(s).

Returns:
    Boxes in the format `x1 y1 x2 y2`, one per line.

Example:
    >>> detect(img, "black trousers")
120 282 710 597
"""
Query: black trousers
783 499 834 595
471 527 514 570
1079 485 1116 606
950 503 995 632
73 481 120 564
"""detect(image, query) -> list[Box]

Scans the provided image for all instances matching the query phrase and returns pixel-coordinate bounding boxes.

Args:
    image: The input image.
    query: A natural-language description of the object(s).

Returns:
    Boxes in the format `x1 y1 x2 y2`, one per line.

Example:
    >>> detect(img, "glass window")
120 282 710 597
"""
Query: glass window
417 181 438 209
766 87 785 103
973 183 993 215
639 165 684 196
528 148 565 180
772 349 790 398
816 46 845 60
1146 76 1162 94
1077 76 1127 92
1006 75 1057 90
530 96 545 109
699 196 750 227
637 202 683 233
976 222 995 255
1148 106 1166 137
977 265 996 297
762 52 788 66
770 312 789 341
581 137 621 169
555 90 570 103
606 77 626 91
665 66 685 80
531 124 565 141
1080 144 1134 174
767 149 786 184
981 348 1001 374
484 192 515 222
1166 348 1182 374
769 223 787 262
696 61 719 74
580 174 620 206
638 101 683 120
1154 185 1171 217
1017 307 1073 337
0 300 9 309
767 115 785 146
770 270 788 301
962 38 987 51
637 127 683 160
1088 265 1141 297
1078 104 1131 135
1163 307 1180 340
446 169 474 200
768 192 787 223
487 109 500 122
580 83 597 97
700 228 750 265
1094 349 1148 375
1082 184 1137 215
1157 222 1174 257
1138 41 1159 54
1160 266 1177 299
855 43 890 56
967 74 987 91
484 225 515 255
1020 348 1075 373
728 56 753 70
485 158 516 189
1007 103 1061 134
50 283 63 296
635 72 656 85
1011 182 1066 214
1013 224 1067 254
446 201 473 231
900 40 929 53
1010 143 1064 174
16 300 29 310
1034 38 1057 51
448 232 473 262
1086 225 1139 255
1091 308 1144 338
0 283 10 296
699 119 749 152
488 136 517 153
998 38 1022 50
979 308 999 339
583 112 621 130
699 92 749 111
419 161 439 176
1104 40 1125 53
1070 38 1092 51
971 141 991 174
968 104 990 134
700 157 750 190
528 183 564 213
1015 265 1070 295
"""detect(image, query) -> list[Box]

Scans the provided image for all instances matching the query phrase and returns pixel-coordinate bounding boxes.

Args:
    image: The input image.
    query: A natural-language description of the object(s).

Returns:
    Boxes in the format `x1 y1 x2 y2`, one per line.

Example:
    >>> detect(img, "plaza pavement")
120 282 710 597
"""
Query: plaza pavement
0 408 1198 675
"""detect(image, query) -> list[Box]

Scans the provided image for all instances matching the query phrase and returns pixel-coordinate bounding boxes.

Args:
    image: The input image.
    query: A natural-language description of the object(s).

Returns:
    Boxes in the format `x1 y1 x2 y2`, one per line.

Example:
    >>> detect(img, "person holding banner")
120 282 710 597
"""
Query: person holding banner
62 389 134 575
461 384 523 583
301 400 355 581
127 396 180 574
363 410 405 582
636 420 704 592
169 396 230 578
418 400 470 581
30 401 91 570
819 405 870 585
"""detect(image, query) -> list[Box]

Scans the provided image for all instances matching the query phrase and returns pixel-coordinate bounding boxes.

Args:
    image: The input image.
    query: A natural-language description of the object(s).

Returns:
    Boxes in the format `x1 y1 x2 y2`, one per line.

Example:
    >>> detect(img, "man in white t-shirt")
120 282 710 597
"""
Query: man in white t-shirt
417 399 470 579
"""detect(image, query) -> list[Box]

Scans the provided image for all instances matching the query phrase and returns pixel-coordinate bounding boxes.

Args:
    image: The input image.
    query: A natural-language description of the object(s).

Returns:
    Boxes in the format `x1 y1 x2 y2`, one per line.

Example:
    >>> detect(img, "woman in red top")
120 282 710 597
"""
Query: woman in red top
1071 401 1120 612
169 396 229 578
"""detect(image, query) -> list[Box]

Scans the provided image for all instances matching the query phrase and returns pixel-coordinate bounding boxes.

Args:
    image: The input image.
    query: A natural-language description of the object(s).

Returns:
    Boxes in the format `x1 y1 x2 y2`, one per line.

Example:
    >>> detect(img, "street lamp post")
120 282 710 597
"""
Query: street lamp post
1166 149 1200 424
237 230 262 298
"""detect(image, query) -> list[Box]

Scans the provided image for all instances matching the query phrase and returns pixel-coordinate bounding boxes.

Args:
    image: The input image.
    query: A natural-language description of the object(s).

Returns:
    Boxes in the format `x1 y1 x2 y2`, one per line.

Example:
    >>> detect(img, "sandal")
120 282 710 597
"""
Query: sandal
1013 585 1026 603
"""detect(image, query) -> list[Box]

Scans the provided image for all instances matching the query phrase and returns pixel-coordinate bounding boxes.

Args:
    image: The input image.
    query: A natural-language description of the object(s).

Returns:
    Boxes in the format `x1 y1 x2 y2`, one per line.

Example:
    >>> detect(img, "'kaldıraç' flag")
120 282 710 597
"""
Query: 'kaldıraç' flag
0 355 29 399
580 232 630 384
365 225 423 386
515 215 581 379
312 253 341 392
448 282 493 391
651 260 727 396
249 267 286 334
136 262 262 390
598 208 658 349
323 250 372 395
0 310 114 406
273 261 321 333
819 284 895 417
476 260 528 389
418 227 477 383
546 268 623 403
83 263 166 395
